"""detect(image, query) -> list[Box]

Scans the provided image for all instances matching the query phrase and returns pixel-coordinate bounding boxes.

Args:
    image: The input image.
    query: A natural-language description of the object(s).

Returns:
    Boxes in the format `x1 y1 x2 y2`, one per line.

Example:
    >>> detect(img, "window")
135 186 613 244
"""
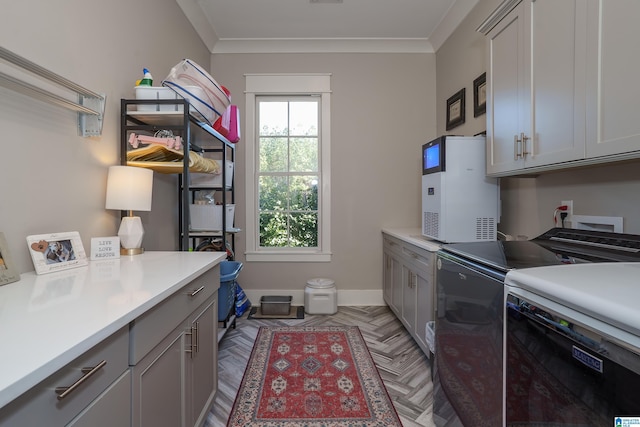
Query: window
245 74 331 262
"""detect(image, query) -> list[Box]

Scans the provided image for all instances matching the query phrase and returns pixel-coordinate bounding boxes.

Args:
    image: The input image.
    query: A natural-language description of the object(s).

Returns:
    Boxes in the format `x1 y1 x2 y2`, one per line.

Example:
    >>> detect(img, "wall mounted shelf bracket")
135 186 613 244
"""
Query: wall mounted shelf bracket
0 46 106 137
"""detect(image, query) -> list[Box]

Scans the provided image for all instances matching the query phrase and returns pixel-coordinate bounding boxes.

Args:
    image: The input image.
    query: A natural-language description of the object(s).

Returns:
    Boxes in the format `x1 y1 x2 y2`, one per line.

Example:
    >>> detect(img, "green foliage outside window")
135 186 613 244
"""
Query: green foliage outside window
258 99 319 248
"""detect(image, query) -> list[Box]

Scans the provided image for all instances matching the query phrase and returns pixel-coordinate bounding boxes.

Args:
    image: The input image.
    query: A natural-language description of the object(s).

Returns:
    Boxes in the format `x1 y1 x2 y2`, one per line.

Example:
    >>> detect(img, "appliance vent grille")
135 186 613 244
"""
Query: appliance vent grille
424 211 439 238
476 217 496 240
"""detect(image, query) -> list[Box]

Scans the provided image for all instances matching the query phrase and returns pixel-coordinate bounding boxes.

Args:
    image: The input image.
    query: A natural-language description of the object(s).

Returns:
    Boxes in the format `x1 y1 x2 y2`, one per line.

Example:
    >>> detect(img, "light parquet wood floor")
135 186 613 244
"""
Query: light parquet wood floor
205 306 435 427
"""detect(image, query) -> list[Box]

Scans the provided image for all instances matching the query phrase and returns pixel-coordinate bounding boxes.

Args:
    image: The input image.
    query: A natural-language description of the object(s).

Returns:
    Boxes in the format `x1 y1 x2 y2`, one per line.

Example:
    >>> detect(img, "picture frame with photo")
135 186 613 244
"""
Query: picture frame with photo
0 232 20 286
27 231 88 275
446 88 466 130
473 72 487 117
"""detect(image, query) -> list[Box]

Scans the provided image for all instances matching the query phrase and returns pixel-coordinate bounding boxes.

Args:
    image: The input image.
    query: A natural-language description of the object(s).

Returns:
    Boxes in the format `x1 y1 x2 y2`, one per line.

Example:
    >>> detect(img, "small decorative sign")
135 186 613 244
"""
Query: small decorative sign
90 237 120 261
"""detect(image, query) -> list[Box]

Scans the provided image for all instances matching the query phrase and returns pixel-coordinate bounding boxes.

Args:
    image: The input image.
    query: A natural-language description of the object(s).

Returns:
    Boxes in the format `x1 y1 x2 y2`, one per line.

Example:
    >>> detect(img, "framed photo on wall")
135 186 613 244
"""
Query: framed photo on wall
473 72 487 117
27 231 88 275
446 88 465 130
0 232 20 286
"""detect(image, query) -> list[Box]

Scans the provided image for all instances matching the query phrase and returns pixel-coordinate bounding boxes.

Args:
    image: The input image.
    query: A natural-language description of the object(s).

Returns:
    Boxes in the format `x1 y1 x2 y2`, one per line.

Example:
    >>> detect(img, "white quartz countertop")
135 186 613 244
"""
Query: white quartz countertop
381 228 443 252
505 262 640 338
0 251 226 409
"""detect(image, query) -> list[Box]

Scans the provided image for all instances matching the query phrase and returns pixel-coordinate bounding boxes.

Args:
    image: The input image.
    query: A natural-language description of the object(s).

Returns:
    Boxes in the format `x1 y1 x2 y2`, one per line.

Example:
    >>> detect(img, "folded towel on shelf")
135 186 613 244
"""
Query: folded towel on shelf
126 145 221 175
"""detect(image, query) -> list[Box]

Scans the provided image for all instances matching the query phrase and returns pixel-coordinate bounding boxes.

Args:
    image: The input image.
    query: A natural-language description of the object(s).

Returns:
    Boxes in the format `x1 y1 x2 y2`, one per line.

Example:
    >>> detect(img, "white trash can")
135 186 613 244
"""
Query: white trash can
304 278 337 314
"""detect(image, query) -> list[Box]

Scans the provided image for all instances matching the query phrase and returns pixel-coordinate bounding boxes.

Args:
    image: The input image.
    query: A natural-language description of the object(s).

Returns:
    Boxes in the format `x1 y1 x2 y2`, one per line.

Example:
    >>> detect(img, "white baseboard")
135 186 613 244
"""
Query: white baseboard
243 289 385 307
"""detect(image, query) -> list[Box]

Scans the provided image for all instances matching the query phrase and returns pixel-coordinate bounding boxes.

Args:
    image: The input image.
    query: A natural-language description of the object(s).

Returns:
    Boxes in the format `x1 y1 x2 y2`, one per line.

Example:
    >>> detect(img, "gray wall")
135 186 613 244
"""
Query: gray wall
211 53 437 296
436 0 640 239
1 0 210 273
5 0 639 296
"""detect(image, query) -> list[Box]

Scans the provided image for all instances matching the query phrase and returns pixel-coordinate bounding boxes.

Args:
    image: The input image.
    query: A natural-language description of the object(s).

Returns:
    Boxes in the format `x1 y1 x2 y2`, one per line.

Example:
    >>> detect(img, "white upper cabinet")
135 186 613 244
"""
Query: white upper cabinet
481 0 640 176
585 0 640 158
482 0 587 176
484 3 526 175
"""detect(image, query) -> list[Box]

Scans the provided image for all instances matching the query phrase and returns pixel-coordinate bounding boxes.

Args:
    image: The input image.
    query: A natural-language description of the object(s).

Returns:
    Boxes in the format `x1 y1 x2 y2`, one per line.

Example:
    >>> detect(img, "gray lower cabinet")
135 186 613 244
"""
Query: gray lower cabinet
0 256 220 427
0 327 130 427
382 233 435 356
131 267 219 427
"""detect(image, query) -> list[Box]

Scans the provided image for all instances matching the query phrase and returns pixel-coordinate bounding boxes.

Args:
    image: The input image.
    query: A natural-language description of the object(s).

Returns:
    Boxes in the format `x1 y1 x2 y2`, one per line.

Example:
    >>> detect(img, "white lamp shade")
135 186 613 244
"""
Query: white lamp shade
105 166 153 211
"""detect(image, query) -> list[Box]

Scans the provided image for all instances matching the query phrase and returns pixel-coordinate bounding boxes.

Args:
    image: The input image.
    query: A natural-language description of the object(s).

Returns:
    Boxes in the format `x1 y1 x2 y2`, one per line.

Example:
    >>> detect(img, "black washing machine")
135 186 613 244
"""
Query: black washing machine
432 227 640 427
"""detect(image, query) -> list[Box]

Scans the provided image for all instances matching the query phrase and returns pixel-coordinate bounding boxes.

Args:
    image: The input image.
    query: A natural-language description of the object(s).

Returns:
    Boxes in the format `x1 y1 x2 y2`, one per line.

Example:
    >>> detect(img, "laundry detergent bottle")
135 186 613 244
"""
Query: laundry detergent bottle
137 68 153 86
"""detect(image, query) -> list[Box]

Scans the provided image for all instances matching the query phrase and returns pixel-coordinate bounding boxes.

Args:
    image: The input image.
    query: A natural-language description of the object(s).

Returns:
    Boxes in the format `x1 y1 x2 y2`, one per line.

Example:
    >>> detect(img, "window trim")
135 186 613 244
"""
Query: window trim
244 74 332 262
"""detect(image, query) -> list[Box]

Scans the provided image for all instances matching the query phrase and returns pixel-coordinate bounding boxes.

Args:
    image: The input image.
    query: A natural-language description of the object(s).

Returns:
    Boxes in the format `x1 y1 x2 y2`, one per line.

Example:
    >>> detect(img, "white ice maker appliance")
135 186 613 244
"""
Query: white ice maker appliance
421 135 499 243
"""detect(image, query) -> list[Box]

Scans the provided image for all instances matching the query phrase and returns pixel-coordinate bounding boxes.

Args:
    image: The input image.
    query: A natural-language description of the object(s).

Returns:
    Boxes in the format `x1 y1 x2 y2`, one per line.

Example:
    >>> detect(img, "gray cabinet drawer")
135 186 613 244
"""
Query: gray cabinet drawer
0 327 129 427
402 243 432 271
383 234 403 256
67 370 131 427
129 266 218 364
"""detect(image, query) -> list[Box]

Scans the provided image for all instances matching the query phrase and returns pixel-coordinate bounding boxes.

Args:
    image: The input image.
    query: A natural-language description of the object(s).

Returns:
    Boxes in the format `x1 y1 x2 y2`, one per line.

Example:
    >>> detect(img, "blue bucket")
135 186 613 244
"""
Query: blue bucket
220 260 243 284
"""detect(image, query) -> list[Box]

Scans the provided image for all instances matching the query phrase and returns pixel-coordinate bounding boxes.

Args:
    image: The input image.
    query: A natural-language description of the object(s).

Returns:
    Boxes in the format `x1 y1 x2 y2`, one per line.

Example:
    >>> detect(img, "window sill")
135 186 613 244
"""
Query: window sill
245 251 332 262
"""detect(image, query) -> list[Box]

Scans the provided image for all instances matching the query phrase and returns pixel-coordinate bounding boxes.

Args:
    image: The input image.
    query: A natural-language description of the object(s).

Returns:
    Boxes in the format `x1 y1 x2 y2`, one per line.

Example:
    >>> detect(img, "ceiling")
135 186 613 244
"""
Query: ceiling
177 0 479 54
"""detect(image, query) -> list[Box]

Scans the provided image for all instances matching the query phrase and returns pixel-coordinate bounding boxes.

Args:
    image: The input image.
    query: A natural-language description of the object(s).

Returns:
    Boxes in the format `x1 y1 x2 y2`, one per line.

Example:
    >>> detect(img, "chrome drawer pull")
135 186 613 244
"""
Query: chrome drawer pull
189 286 205 297
55 360 107 400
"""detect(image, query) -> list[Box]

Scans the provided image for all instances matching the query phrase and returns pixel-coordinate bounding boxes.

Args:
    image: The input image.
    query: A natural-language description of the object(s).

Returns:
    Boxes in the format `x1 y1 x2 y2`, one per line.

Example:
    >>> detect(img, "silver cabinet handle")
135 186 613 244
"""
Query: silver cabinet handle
193 322 199 353
189 286 205 297
521 132 530 156
185 322 199 358
55 360 107 400
408 272 416 289
514 132 530 159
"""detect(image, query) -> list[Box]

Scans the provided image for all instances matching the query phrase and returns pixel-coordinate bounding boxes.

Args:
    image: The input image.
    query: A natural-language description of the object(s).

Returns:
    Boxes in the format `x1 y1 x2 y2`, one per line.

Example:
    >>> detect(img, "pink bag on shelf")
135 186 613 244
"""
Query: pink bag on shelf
226 105 240 143
213 105 240 143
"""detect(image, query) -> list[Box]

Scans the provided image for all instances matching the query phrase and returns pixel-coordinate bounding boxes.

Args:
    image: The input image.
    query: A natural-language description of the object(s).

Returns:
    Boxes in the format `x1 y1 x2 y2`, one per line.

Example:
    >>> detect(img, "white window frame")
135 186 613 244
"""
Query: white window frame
245 74 332 262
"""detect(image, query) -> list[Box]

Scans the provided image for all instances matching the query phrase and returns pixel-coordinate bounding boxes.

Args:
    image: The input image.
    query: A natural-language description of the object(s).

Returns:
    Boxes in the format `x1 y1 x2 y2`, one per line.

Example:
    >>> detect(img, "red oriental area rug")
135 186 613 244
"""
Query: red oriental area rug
226 325 402 427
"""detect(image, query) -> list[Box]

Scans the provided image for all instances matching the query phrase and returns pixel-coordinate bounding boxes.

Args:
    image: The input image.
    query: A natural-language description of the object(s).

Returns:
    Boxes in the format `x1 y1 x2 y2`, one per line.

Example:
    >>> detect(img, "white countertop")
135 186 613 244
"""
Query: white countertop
505 263 640 338
381 228 443 252
0 251 226 409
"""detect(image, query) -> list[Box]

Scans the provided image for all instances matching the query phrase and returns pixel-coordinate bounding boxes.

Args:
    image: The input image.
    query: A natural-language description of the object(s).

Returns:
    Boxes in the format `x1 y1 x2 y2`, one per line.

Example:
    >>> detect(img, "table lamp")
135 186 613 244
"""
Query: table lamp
105 165 153 255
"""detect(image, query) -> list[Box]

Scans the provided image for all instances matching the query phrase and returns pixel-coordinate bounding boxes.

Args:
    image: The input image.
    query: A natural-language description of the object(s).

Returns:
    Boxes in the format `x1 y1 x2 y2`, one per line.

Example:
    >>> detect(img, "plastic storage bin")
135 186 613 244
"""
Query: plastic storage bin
162 59 231 124
218 261 243 322
190 160 234 188
260 296 292 315
190 204 235 231
135 86 178 112
304 278 337 314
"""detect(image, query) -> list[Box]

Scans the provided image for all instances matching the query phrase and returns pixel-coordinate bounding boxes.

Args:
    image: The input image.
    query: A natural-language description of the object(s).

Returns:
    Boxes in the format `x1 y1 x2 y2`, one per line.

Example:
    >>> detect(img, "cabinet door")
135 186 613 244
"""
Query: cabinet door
525 0 586 168
401 266 417 335
414 269 433 355
132 328 187 427
383 251 393 305
189 298 218 427
487 0 586 175
586 0 640 158
390 256 402 315
486 2 527 175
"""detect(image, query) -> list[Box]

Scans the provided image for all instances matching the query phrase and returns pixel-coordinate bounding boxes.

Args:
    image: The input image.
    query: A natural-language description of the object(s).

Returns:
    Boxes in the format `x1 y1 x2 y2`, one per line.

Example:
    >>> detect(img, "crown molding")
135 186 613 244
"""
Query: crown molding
211 38 435 54
177 0 478 54
429 0 480 51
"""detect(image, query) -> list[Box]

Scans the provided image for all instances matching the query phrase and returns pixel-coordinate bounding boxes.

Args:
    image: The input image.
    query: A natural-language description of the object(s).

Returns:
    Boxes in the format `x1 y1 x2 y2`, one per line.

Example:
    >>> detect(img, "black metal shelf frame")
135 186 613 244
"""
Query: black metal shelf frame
120 98 236 256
